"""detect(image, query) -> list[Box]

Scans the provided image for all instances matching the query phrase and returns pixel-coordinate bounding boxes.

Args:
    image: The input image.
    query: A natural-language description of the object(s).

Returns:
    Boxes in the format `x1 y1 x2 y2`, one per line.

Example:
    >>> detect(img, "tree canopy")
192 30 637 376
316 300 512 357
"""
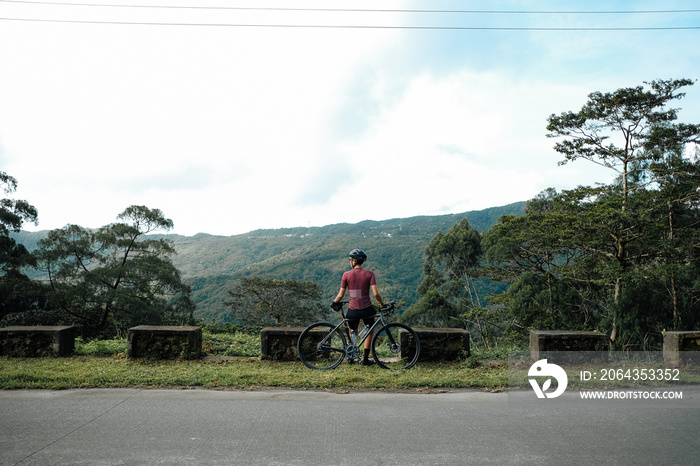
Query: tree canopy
225 276 325 326
403 79 699 351
36 206 194 337
0 171 44 321
402 218 512 348
1 171 38 236
476 78 700 349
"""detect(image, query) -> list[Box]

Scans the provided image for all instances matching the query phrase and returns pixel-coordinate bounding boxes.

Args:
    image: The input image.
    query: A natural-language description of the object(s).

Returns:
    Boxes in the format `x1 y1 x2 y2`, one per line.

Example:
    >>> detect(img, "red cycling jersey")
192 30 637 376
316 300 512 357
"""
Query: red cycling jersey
341 268 377 310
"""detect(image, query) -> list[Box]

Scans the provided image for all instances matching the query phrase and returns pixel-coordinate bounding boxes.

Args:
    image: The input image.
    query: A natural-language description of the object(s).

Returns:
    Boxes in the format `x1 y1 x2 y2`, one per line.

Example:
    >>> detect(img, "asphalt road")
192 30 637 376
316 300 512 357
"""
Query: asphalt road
1 387 698 465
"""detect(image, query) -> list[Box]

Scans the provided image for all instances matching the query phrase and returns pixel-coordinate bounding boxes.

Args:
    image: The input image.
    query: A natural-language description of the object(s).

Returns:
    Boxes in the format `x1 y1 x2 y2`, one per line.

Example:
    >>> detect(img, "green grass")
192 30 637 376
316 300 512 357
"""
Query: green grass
11 335 698 392
0 356 508 391
0 333 508 391
7 334 700 391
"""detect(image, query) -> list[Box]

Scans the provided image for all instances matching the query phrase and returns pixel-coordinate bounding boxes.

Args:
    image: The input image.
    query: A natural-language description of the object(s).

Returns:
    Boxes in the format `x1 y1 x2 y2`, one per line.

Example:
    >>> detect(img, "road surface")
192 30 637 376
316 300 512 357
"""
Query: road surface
1 387 698 465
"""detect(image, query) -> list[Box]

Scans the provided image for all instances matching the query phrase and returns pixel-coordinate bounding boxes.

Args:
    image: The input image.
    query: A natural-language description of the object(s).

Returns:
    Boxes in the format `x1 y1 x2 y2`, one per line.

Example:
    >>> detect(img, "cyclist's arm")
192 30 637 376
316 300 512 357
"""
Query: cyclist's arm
371 285 384 307
333 288 346 302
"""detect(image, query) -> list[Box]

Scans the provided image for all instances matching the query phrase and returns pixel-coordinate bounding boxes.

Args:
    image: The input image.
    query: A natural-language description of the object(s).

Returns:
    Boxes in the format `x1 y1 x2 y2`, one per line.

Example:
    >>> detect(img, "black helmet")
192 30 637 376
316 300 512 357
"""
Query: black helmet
348 249 367 264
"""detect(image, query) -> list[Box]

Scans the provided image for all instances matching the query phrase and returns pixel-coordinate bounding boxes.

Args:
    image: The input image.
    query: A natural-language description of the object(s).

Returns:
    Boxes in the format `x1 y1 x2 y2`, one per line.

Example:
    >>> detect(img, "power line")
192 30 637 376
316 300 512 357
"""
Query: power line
1 0 697 30
1 0 699 15
0 15 698 30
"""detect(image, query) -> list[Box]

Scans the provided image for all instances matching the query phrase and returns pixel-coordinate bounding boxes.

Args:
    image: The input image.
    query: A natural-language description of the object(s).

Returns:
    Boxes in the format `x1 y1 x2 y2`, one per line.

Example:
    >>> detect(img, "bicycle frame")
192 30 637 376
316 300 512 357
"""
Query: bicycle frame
328 302 396 360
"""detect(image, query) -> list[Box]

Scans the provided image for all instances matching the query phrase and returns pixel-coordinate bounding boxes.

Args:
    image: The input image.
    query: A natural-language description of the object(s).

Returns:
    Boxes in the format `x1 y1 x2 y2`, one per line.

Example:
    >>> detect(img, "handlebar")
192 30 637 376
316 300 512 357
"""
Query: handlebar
380 301 396 314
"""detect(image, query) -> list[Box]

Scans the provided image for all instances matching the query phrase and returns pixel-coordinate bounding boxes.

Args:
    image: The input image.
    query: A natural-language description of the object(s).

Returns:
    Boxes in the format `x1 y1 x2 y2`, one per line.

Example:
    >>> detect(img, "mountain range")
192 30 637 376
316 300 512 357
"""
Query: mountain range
12 202 526 323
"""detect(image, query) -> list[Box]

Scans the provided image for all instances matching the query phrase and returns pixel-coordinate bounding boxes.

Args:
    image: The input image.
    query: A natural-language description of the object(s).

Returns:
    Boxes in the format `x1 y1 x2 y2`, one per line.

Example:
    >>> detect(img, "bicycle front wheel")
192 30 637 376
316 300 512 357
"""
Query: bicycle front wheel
297 322 346 370
371 323 420 370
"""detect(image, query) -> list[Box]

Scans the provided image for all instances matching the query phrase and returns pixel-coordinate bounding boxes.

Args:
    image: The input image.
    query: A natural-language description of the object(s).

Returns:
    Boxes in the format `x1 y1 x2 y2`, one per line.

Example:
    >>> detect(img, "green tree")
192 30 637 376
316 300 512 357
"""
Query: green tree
401 262 456 327
36 205 194 337
481 190 598 335
546 78 700 343
225 276 325 326
643 149 700 331
404 218 510 348
482 189 578 285
0 172 45 321
1 171 38 236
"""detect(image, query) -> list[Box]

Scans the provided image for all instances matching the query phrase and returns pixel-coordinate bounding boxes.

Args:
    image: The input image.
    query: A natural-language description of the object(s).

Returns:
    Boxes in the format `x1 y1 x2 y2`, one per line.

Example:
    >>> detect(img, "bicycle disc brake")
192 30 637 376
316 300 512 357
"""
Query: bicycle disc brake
386 342 401 355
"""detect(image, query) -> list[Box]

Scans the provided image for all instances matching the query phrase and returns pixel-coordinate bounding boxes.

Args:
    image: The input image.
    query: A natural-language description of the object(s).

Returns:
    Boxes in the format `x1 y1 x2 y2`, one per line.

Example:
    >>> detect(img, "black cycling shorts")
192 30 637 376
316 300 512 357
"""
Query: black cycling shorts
346 305 375 330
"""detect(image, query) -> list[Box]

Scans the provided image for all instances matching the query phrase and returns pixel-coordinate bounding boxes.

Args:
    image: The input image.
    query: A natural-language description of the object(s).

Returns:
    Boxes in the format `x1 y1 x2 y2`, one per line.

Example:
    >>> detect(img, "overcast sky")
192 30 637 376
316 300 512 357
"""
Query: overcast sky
1 0 699 236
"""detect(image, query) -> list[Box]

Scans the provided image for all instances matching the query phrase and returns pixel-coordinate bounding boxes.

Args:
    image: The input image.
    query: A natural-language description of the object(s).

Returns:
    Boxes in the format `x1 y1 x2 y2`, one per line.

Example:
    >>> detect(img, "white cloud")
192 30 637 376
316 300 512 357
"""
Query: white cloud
317 69 613 222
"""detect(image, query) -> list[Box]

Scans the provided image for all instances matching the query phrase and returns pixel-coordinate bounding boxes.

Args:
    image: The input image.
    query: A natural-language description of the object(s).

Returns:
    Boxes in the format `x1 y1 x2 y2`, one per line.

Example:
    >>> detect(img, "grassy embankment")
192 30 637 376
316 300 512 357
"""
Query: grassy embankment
7 333 695 391
0 332 509 391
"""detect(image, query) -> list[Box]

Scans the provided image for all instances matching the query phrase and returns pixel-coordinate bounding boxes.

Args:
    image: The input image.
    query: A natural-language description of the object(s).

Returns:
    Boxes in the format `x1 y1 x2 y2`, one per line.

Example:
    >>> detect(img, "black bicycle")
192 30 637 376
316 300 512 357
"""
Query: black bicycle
297 301 420 370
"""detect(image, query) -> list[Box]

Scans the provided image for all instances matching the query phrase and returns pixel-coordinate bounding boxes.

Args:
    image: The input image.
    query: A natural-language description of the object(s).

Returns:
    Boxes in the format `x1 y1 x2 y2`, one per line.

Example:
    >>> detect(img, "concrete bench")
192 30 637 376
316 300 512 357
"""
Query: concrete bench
261 327 306 361
0 326 76 357
127 325 202 359
409 328 470 362
530 330 610 363
663 331 700 366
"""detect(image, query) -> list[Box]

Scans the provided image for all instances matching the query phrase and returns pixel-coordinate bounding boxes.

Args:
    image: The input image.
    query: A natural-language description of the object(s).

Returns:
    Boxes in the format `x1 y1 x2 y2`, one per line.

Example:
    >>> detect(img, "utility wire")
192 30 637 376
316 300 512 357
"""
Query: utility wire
1 0 699 15
0 16 698 30
1 0 697 29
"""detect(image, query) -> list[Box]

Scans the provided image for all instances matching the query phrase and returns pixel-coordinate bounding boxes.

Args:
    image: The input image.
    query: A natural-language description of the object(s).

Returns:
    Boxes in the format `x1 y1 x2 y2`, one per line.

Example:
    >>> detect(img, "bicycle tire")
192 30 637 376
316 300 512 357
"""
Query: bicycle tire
297 322 346 370
371 323 420 370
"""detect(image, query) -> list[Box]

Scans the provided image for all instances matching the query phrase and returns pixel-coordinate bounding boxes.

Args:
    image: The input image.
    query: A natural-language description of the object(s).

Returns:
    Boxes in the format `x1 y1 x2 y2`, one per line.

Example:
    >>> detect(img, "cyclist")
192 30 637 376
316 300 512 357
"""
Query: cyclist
331 249 385 366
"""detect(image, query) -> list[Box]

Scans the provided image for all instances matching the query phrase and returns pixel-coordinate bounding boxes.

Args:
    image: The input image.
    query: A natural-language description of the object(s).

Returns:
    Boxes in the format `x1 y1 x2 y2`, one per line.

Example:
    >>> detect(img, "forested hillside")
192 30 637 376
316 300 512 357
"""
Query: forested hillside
164 202 526 323
13 202 525 323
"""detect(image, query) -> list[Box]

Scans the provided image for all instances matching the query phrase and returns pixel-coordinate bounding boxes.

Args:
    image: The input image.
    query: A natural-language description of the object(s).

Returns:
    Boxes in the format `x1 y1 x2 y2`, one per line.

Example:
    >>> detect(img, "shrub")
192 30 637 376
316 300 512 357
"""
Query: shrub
75 337 127 357
202 331 260 357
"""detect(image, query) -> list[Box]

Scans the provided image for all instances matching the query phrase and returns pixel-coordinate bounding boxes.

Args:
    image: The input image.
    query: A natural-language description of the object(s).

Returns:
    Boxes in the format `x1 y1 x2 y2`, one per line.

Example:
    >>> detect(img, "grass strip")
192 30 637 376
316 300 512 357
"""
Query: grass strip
0 356 507 391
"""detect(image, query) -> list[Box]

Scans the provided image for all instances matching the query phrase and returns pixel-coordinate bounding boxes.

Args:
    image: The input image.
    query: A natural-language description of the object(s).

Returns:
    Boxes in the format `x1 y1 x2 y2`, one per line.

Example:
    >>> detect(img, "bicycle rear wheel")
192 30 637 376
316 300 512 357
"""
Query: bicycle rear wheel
371 323 420 370
297 322 346 370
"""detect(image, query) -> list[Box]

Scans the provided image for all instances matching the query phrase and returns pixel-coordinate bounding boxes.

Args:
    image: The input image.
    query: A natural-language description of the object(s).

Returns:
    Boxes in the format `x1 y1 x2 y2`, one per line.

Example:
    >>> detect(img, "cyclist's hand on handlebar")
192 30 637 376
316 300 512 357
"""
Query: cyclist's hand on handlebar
330 301 343 312
379 301 396 312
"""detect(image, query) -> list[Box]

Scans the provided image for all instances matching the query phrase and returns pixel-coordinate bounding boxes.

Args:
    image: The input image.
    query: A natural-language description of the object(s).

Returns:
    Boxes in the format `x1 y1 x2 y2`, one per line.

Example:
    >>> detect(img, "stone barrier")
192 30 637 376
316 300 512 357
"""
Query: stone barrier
409 328 470 362
530 330 610 363
127 325 202 359
0 326 76 357
261 327 306 361
663 331 700 366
